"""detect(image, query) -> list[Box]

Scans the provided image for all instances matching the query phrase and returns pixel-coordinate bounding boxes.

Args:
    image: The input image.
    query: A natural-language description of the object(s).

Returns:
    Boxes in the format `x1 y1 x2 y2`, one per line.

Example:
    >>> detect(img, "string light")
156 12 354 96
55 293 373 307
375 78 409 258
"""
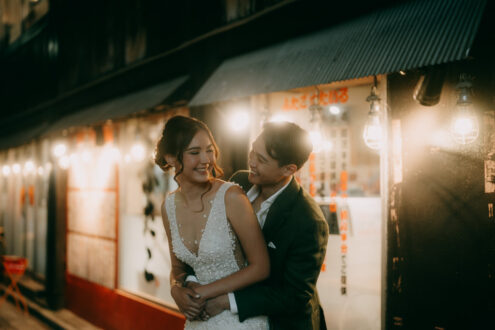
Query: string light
24 160 35 175
2 165 10 177
12 163 21 174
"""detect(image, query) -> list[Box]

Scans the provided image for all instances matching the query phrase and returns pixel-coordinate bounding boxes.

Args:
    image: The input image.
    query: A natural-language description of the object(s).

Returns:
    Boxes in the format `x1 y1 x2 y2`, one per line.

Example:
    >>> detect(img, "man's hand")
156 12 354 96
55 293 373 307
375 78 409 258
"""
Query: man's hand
204 294 230 318
185 281 201 290
171 285 205 320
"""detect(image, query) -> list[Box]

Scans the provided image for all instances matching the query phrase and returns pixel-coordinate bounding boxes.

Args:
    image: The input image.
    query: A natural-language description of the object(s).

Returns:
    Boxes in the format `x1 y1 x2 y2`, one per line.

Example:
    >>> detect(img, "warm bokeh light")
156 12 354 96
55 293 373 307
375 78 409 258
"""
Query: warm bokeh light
131 143 146 162
363 113 382 150
309 129 323 153
110 146 121 162
2 165 10 177
227 110 250 132
329 106 341 115
451 115 479 145
24 160 35 174
81 150 92 163
53 143 67 158
430 130 451 148
12 163 21 174
59 156 70 169
269 113 291 123
37 166 44 176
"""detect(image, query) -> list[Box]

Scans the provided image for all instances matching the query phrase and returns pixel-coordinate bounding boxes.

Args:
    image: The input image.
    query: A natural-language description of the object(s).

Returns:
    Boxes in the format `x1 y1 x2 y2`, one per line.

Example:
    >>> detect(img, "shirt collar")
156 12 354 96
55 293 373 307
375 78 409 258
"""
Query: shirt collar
246 178 291 207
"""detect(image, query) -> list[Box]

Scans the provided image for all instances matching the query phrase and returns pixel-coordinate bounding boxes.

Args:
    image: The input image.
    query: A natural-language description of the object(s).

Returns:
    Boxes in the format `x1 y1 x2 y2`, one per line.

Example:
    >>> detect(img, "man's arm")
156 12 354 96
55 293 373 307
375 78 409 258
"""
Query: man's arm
235 214 328 321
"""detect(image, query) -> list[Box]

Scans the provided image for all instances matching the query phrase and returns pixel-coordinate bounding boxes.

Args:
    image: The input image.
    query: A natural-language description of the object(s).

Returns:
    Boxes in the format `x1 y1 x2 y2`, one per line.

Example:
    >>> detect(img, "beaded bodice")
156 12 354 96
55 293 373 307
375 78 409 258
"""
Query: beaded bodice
166 182 240 284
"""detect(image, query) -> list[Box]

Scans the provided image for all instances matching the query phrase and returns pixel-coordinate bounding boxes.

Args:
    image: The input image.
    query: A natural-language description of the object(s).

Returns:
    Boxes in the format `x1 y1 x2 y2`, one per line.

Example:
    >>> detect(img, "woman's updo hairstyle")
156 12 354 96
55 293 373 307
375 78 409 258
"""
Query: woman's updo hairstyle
154 116 223 180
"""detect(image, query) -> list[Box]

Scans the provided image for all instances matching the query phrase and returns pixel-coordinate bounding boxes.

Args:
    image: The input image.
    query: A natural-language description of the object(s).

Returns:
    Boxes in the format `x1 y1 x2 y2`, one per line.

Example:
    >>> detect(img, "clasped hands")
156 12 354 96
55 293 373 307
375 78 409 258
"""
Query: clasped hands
171 282 228 321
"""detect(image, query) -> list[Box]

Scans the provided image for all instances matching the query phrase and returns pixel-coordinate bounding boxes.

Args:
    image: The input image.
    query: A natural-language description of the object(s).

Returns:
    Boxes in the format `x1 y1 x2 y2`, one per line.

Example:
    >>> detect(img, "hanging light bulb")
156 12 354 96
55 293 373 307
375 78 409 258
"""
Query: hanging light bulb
451 75 478 145
308 86 332 153
363 79 382 150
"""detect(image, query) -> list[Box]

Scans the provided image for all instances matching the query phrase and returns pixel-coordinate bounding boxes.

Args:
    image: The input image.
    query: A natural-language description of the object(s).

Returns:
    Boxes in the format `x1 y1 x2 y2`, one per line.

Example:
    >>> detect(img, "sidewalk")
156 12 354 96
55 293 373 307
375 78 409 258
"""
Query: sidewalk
0 298 50 329
0 279 100 330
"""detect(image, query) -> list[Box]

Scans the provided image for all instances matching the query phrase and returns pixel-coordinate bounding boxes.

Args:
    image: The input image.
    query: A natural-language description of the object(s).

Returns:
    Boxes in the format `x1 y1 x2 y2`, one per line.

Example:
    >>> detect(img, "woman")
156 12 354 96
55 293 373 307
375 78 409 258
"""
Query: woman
155 116 269 329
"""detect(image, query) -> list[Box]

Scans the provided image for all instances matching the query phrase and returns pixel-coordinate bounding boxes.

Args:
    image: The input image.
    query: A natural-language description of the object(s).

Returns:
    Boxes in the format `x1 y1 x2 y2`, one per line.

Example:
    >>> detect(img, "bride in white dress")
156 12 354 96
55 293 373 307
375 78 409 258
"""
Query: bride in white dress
155 116 269 329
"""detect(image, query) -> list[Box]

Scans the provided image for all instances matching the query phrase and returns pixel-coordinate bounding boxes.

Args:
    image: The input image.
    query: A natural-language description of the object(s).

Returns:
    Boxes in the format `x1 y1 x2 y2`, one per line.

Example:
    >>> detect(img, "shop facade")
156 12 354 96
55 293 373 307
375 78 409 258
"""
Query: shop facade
1 0 493 329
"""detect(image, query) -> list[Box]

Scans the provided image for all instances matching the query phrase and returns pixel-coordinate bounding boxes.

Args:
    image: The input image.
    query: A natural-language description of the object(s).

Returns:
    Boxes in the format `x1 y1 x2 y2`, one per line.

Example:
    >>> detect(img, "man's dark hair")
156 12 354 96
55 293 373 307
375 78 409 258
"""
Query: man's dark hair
260 121 313 169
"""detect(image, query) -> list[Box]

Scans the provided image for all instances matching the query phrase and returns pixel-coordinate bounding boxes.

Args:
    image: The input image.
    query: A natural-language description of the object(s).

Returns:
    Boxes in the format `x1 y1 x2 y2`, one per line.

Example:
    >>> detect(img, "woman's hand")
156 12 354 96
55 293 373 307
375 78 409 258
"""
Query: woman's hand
171 285 205 320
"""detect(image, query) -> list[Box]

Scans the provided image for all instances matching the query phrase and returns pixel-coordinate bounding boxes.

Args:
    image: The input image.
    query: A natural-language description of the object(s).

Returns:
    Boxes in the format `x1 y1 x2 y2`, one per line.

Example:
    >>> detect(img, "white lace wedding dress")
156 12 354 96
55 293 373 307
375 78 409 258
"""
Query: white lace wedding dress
166 182 268 330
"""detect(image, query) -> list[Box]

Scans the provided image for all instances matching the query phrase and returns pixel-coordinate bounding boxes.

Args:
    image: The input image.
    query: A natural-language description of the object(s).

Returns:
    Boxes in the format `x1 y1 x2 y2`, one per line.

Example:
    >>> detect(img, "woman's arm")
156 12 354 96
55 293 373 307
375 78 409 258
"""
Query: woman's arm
194 185 270 300
161 200 205 319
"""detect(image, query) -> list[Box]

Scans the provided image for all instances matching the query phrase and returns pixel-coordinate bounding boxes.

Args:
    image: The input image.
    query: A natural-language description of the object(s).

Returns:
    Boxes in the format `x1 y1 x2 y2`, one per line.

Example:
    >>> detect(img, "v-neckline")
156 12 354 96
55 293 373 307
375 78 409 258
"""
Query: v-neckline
172 182 225 259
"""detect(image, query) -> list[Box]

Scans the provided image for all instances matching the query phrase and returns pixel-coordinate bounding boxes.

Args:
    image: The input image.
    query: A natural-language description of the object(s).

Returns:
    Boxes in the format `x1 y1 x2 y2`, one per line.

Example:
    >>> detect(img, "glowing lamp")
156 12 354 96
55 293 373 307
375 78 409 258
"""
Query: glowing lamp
451 75 478 145
363 82 382 150
228 110 250 132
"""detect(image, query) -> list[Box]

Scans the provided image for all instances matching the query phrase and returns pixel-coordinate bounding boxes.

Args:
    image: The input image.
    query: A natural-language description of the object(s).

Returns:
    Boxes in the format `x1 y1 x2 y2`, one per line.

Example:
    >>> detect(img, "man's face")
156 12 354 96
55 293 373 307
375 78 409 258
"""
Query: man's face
248 136 287 186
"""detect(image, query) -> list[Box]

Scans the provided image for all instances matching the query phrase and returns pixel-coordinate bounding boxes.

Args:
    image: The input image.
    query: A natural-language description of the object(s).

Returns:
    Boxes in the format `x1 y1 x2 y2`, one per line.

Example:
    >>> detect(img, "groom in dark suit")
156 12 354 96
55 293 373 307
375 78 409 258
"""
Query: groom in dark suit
202 121 329 329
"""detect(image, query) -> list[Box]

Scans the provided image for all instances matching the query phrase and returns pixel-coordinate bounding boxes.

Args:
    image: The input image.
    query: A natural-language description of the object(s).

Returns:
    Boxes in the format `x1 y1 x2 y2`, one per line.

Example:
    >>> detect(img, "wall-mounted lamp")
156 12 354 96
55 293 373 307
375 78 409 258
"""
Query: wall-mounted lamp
413 66 445 106
451 74 478 145
363 77 382 150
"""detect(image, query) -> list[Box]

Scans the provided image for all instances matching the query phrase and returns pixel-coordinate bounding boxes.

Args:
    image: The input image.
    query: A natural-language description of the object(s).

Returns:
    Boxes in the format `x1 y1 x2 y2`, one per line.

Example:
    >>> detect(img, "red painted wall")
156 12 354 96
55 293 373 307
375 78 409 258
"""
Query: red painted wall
66 275 185 330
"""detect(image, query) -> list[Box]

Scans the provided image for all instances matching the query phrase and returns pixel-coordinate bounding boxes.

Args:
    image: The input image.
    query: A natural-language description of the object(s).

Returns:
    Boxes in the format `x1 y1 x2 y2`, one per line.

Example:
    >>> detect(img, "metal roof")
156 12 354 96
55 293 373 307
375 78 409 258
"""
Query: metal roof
47 76 188 132
190 0 486 106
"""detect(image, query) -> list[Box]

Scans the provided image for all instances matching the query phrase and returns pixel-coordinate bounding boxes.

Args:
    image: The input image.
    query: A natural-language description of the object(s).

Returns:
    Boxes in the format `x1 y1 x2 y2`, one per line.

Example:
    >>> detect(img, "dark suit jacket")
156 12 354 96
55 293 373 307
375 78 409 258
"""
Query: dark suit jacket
231 171 329 330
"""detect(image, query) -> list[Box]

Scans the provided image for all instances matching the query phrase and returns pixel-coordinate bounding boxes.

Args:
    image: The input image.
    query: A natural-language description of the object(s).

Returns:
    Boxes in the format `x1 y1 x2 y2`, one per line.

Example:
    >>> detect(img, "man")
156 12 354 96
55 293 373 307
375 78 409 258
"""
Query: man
178 121 329 329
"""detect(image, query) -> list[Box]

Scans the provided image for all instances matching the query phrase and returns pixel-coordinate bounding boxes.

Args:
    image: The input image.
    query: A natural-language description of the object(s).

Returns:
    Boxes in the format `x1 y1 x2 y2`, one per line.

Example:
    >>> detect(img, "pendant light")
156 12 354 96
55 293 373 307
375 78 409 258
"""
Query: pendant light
451 74 478 145
363 77 382 150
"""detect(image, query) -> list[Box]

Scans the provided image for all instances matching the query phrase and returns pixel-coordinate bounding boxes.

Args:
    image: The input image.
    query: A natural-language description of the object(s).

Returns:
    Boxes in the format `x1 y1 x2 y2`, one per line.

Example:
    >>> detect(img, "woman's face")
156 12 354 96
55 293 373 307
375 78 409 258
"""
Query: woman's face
179 129 216 183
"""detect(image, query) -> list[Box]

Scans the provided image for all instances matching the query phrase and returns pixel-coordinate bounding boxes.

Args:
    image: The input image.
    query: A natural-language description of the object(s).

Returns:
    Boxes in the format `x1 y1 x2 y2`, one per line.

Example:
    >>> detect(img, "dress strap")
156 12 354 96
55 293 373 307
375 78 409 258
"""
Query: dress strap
165 192 182 255
217 181 234 199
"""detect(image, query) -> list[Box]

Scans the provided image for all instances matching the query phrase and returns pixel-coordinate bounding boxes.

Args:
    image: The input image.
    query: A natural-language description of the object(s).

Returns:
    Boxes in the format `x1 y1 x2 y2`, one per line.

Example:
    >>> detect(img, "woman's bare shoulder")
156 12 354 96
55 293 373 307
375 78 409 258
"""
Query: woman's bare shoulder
224 183 249 208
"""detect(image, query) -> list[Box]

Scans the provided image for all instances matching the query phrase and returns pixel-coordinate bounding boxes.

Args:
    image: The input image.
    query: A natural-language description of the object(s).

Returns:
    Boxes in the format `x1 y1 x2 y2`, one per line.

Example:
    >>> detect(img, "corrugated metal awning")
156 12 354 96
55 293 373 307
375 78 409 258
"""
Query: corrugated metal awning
47 76 188 132
0 76 187 149
190 0 486 106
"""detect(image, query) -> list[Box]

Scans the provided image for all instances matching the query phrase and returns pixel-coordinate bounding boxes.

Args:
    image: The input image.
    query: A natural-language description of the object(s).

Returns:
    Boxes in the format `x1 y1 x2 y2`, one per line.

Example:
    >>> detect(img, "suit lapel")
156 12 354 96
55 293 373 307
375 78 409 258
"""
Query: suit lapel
262 177 300 238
